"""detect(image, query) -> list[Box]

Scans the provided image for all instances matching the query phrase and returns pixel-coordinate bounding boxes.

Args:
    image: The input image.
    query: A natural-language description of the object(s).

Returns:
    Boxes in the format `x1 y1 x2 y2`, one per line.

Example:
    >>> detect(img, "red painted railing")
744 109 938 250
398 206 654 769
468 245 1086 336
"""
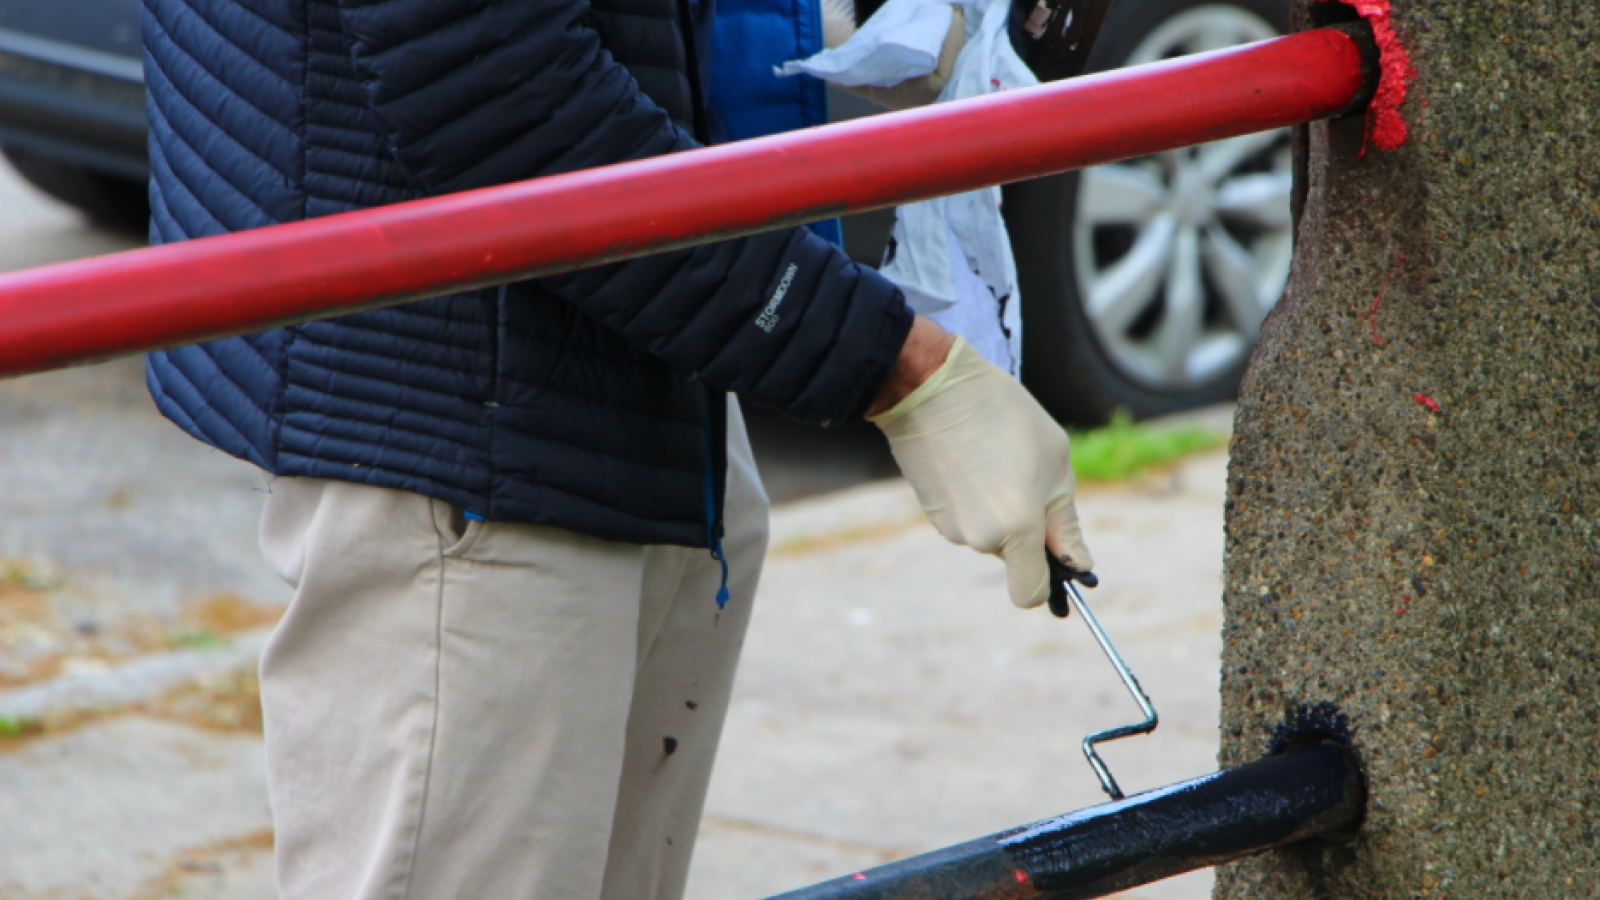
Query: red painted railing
0 27 1370 379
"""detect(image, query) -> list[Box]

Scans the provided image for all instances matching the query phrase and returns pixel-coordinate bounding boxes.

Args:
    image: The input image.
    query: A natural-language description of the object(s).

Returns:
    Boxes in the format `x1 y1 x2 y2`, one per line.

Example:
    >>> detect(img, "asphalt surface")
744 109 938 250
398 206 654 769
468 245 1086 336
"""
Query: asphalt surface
0 159 1226 900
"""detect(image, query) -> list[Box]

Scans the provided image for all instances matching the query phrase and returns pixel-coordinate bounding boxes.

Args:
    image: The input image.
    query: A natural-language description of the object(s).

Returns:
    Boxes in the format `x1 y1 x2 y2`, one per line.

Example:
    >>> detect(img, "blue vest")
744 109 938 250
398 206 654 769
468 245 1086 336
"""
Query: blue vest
711 0 842 244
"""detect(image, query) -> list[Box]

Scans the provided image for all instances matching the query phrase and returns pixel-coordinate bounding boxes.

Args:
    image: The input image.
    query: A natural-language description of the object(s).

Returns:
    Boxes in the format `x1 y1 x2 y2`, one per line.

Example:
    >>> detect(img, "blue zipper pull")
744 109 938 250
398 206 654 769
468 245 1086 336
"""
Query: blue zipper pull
704 474 730 610
711 538 731 610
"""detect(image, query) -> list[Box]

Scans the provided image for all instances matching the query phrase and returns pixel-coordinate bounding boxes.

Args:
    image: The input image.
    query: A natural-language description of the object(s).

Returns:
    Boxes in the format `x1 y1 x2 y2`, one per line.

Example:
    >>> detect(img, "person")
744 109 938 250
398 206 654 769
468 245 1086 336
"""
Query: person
140 1 1093 898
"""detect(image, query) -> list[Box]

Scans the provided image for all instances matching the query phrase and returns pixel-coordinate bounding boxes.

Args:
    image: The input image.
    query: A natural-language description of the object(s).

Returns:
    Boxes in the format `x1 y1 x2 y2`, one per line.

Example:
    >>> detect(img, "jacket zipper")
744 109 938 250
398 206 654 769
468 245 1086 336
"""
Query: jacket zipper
675 0 712 146
684 0 724 606
702 383 730 608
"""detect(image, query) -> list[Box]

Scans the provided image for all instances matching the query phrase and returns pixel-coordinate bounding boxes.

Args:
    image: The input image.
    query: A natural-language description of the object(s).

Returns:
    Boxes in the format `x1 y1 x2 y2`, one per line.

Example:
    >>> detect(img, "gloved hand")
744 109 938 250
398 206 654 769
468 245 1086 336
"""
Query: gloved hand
870 337 1093 609
820 0 967 110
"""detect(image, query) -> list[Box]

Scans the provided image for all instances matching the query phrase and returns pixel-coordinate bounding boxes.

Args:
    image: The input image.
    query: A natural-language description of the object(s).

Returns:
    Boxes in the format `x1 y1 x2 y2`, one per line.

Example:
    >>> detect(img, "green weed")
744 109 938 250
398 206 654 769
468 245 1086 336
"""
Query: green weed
0 716 43 739
171 631 230 651
0 558 62 591
1069 410 1226 483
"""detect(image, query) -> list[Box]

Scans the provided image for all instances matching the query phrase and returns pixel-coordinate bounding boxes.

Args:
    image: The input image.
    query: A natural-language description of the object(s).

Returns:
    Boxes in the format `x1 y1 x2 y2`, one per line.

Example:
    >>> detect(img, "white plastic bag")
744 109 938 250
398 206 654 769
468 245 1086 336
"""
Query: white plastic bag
783 0 1035 376
778 0 952 87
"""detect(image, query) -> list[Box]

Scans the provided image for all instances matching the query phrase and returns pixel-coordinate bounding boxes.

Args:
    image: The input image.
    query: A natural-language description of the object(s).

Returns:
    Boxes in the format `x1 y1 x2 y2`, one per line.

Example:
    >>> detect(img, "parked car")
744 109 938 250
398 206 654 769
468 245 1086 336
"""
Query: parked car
0 0 1290 424
1006 0 1293 424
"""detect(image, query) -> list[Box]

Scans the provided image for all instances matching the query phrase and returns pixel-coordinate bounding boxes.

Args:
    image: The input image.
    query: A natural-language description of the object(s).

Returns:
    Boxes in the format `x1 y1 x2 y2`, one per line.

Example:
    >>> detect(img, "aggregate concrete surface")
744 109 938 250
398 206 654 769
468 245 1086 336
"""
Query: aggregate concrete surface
1 160 1228 900
1215 4 1600 897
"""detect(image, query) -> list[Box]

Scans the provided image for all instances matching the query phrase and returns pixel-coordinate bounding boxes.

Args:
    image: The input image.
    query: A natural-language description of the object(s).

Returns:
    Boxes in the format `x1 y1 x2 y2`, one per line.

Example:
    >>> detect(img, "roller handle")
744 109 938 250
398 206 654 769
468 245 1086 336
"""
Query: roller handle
1047 554 1099 618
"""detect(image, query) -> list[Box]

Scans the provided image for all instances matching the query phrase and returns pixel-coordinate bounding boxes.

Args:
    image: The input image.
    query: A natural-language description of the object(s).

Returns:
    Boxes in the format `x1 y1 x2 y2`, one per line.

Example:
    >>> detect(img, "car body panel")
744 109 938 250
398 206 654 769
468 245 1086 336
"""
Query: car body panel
0 0 146 178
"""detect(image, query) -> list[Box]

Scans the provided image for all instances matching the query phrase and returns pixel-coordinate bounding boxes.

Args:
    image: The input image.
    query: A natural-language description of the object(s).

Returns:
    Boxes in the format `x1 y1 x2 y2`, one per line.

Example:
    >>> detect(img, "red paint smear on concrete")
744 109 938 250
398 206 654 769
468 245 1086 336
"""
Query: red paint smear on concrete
1368 252 1404 345
1318 0 1416 153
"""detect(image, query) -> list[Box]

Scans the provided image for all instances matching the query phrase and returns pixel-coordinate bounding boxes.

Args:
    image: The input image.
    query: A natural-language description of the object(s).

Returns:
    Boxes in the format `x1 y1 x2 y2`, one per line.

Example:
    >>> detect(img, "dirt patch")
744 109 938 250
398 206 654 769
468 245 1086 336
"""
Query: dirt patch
0 573 282 690
1 666 265 751
178 593 283 636
124 593 284 654
143 668 264 735
771 516 926 557
0 561 72 688
130 829 276 900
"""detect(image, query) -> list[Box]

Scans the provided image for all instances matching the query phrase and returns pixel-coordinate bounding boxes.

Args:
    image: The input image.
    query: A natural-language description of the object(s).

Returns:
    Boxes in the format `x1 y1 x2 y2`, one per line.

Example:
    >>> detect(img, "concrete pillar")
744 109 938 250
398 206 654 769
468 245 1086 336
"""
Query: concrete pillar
1215 0 1600 897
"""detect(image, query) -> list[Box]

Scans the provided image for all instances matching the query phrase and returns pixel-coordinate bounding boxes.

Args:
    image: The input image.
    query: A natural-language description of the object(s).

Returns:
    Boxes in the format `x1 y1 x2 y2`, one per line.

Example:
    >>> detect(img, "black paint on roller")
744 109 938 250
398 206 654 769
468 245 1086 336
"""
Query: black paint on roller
759 742 1364 900
1271 701 1356 755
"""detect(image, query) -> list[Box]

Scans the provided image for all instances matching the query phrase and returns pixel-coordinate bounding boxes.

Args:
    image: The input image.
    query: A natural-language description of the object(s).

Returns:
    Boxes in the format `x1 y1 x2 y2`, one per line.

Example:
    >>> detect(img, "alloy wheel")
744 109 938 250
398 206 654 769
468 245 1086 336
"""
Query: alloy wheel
1072 5 1293 392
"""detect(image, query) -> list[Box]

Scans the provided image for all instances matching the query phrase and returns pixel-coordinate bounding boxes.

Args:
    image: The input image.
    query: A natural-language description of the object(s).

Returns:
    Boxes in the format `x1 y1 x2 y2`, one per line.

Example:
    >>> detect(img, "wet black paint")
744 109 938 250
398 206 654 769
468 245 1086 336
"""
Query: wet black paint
1001 743 1363 897
762 835 1032 900
761 743 1363 900
1271 702 1356 755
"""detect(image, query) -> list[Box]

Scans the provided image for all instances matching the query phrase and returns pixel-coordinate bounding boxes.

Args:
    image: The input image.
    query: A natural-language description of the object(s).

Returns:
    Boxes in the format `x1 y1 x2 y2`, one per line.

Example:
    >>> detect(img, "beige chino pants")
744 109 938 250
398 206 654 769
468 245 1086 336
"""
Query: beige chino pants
256 397 768 900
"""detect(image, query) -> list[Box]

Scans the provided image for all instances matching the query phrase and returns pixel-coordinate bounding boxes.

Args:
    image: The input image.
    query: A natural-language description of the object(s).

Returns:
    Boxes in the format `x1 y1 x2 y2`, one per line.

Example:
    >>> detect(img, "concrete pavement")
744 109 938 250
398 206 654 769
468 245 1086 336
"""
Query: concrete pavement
0 435 1230 900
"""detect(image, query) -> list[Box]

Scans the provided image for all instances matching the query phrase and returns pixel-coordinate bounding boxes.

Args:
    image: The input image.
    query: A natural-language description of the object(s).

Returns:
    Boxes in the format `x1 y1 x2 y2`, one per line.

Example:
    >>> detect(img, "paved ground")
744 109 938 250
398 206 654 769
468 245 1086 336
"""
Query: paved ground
0 160 1231 900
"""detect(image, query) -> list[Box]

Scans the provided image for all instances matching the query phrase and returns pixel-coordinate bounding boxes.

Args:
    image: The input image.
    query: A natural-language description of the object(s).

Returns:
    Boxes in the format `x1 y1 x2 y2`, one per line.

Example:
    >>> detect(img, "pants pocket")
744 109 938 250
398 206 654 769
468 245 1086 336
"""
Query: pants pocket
431 499 486 558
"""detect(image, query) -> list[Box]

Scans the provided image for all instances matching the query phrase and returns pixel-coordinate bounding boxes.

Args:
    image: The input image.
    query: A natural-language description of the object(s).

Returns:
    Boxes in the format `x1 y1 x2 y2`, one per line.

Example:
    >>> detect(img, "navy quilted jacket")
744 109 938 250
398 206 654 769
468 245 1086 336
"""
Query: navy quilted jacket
142 0 912 548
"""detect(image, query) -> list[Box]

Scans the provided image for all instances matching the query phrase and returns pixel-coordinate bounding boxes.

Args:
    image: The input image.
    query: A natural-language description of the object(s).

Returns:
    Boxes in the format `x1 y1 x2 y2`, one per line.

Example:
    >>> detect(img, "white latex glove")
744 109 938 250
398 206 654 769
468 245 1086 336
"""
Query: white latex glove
820 0 967 110
870 337 1093 608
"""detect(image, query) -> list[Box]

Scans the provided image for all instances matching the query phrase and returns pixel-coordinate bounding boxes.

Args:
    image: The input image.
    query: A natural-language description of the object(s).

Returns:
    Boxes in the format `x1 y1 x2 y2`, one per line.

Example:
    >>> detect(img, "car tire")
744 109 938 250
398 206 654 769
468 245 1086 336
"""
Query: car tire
3 147 150 234
1006 0 1291 425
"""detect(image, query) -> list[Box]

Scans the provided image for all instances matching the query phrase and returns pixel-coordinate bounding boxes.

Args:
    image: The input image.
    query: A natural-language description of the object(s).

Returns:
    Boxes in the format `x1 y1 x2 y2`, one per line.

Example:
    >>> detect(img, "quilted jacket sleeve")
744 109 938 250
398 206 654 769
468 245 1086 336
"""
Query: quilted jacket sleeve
335 0 912 424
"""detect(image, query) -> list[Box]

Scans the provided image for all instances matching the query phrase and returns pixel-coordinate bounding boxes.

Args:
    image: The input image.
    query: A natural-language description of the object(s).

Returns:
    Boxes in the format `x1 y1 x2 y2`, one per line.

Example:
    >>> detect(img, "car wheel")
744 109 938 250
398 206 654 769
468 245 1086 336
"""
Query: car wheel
3 147 150 234
1006 0 1292 425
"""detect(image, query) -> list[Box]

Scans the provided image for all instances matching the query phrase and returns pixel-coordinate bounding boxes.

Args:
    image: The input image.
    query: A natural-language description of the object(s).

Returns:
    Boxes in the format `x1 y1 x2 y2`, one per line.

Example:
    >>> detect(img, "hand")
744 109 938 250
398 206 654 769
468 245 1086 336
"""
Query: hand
821 0 967 111
870 331 1093 609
